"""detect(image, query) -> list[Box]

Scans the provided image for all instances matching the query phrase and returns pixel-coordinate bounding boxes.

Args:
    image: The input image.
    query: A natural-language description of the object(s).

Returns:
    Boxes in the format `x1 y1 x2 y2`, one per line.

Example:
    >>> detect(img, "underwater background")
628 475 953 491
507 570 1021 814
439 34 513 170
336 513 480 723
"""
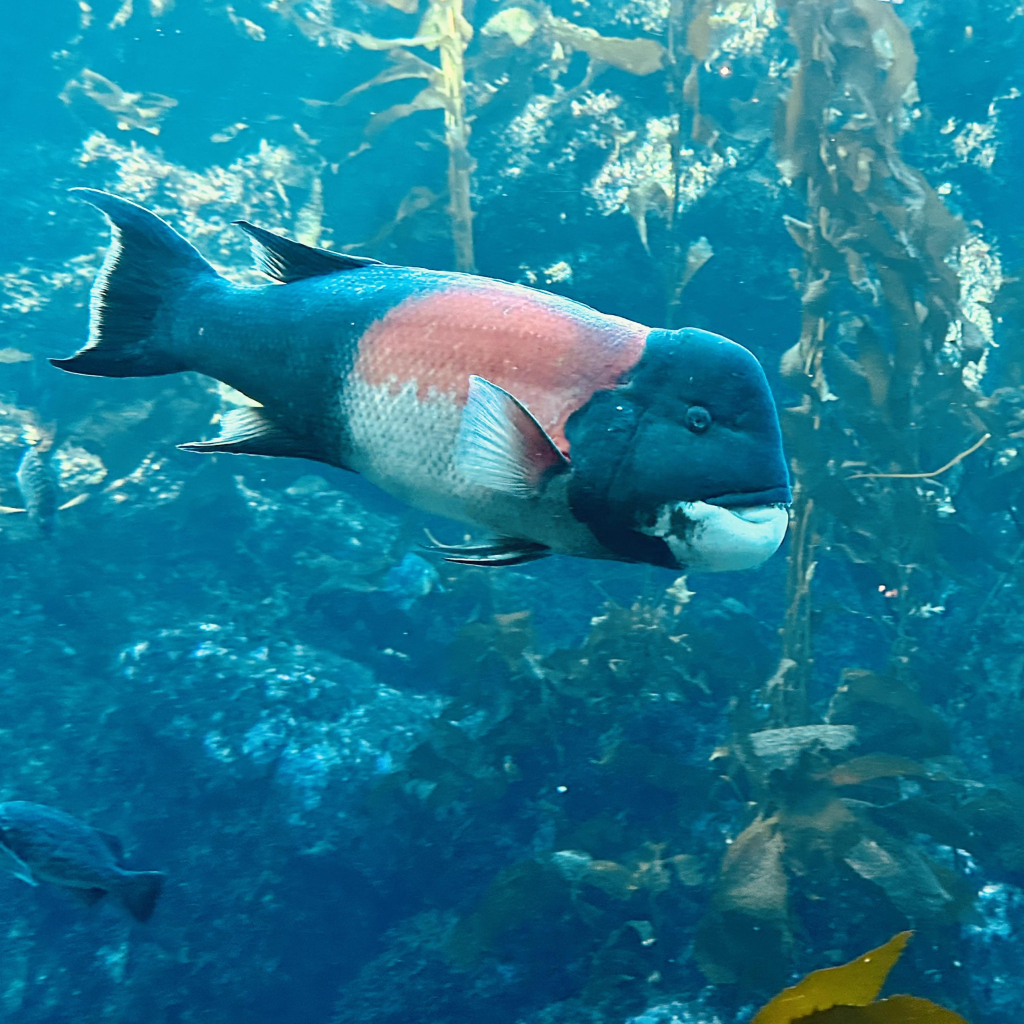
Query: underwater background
1 0 1023 1021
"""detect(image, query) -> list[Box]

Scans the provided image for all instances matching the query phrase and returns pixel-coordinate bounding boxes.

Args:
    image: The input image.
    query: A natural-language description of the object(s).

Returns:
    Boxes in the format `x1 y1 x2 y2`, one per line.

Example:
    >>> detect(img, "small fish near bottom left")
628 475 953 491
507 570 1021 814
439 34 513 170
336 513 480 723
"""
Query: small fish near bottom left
0 801 164 922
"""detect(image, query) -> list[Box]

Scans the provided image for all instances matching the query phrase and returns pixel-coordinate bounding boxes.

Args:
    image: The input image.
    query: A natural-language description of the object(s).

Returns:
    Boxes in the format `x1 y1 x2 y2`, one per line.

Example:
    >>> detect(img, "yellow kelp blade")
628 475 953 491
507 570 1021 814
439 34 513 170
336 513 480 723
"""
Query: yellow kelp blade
798 995 970 1023
752 932 911 1024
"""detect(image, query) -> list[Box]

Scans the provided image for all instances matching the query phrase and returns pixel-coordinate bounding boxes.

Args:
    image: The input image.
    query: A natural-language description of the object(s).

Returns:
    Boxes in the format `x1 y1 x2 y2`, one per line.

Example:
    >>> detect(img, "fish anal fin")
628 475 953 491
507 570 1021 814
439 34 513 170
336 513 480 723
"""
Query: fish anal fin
422 535 550 567
456 376 569 499
233 221 383 283
71 887 108 908
178 408 322 461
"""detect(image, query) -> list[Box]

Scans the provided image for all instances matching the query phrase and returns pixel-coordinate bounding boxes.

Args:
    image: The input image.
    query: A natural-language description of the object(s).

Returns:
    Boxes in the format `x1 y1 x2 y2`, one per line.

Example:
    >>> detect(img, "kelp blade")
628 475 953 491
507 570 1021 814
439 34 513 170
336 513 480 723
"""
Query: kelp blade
751 932 911 1024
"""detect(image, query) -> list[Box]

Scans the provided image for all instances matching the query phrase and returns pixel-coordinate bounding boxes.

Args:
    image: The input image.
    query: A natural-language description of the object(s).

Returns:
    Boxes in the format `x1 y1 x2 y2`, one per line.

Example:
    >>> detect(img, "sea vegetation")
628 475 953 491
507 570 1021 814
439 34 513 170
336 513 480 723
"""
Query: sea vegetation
751 931 968 1024
2 1 1023 1023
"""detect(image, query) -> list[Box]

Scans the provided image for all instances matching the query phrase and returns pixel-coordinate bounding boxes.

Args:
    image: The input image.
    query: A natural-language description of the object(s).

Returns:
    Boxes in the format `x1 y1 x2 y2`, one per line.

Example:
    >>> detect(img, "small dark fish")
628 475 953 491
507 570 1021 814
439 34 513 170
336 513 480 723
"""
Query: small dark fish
53 189 792 572
0 801 165 922
16 447 59 534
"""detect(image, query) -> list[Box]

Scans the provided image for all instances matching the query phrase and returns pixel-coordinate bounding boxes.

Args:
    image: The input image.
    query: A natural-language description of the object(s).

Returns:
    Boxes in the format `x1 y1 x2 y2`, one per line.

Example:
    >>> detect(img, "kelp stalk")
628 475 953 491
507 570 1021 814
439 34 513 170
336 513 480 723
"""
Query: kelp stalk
774 0 971 691
435 0 476 273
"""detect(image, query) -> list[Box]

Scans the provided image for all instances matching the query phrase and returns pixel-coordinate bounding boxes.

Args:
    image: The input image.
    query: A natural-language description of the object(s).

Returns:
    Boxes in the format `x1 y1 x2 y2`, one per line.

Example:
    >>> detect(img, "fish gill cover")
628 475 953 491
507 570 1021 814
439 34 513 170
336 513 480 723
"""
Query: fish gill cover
0 1 1023 1023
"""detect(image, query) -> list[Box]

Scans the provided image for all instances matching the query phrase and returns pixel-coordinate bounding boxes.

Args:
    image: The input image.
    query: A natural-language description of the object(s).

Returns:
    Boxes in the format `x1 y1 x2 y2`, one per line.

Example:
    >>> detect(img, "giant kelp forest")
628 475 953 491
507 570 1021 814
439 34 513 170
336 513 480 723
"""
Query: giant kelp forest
1 1 1023 1022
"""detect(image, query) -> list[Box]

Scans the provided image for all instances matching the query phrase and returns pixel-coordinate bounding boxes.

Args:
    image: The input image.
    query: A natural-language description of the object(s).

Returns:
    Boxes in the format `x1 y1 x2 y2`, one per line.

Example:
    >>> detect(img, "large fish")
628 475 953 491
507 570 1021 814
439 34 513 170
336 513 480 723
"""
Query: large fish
53 189 791 570
0 800 165 921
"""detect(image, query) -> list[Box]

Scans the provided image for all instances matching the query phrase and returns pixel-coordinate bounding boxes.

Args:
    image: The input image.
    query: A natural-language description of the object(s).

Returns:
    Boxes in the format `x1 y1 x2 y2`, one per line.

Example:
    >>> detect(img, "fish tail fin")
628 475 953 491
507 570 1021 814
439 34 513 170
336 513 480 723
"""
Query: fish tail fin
118 870 165 922
50 189 218 378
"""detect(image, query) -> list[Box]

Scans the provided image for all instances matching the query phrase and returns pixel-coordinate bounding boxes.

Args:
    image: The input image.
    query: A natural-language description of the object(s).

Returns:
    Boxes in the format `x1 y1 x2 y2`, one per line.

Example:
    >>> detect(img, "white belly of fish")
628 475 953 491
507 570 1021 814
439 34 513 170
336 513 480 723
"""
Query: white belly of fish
342 377 595 553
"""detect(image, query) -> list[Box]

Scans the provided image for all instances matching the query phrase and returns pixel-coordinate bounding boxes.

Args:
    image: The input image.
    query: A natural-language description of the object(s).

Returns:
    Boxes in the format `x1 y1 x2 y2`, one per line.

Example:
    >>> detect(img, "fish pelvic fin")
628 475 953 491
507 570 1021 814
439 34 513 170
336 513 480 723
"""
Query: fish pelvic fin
70 886 108 908
178 407 325 461
456 376 570 499
233 220 384 283
422 534 551 567
118 870 165 922
50 189 218 378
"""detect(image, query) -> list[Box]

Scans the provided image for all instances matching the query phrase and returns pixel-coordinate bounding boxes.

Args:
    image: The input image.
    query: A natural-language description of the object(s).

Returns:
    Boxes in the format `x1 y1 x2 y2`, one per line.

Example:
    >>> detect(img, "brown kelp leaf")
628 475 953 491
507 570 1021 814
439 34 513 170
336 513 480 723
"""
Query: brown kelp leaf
626 179 672 252
307 48 441 109
360 186 440 251
687 6 711 61
826 754 929 787
843 836 952 918
828 671 950 759
801 995 970 1024
544 13 665 75
585 859 639 900
778 795 859 873
481 6 539 46
716 816 788 920
365 85 448 137
751 931 911 1024
59 68 176 135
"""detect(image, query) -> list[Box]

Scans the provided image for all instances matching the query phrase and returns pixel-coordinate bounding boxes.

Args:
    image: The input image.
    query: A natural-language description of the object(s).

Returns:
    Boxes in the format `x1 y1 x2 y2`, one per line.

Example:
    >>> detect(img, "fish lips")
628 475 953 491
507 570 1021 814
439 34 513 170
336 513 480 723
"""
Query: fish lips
643 499 791 572
702 484 793 508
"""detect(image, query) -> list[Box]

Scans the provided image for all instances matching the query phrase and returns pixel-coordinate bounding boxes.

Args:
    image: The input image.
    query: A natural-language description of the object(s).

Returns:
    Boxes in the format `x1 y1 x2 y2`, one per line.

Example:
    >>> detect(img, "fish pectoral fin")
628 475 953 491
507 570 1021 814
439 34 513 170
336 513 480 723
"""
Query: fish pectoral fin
422 535 550 567
178 408 322 461
70 887 108 908
456 376 569 498
0 505 26 514
0 843 38 886
233 221 384 283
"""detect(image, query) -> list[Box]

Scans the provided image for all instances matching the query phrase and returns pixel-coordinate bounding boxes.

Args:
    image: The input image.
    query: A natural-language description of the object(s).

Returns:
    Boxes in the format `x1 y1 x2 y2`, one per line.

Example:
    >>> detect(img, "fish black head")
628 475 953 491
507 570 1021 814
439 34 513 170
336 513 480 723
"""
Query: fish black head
565 327 791 571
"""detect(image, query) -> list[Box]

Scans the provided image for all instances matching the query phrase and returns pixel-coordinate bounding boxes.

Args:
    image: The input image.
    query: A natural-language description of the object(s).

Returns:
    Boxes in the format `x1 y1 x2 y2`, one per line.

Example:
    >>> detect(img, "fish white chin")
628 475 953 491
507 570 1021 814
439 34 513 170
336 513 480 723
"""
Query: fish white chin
642 501 790 572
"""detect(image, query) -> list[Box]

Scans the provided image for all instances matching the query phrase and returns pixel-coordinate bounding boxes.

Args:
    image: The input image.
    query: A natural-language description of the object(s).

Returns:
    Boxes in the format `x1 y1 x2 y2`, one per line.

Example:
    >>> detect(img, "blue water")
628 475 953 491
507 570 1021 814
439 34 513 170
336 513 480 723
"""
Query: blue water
2 1 1023 1022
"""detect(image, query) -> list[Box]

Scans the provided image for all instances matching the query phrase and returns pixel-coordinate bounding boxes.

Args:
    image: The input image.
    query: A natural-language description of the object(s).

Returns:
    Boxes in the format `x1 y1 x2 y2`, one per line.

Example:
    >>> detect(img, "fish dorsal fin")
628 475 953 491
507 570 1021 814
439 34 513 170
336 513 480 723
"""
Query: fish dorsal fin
178 407 325 462
96 829 125 863
456 376 570 499
233 221 383 283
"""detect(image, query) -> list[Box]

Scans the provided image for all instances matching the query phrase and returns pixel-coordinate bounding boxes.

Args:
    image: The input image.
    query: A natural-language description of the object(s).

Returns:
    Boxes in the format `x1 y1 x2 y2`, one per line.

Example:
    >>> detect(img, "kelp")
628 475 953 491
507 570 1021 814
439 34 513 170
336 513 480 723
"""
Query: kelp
59 68 177 135
752 931 969 1024
772 0 996 714
481 4 665 77
276 0 476 270
693 666 994 986
364 597 728 1012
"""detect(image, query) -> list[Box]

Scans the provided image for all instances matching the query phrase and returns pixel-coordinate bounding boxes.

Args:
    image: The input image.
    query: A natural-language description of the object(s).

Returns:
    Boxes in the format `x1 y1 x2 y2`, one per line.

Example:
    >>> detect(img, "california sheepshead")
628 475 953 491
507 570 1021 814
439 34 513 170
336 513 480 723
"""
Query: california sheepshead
53 189 791 571
0 801 165 921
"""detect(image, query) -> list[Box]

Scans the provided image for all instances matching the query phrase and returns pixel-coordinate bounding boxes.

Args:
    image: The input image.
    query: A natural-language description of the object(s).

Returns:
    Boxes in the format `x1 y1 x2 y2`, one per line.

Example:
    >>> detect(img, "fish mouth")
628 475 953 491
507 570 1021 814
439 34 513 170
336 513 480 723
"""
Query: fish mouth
703 484 793 508
641 500 790 572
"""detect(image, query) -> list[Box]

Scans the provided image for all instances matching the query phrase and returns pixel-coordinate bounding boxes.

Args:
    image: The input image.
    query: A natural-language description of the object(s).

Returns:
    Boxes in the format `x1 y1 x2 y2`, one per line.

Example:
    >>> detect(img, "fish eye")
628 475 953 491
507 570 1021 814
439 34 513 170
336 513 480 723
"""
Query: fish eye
686 405 712 434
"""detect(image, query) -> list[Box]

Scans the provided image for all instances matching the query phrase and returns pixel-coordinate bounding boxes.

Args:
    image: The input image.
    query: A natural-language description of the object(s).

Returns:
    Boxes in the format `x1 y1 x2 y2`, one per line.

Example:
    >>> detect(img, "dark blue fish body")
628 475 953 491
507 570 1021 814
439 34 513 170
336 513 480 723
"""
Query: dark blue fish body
0 801 164 921
52 189 791 571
